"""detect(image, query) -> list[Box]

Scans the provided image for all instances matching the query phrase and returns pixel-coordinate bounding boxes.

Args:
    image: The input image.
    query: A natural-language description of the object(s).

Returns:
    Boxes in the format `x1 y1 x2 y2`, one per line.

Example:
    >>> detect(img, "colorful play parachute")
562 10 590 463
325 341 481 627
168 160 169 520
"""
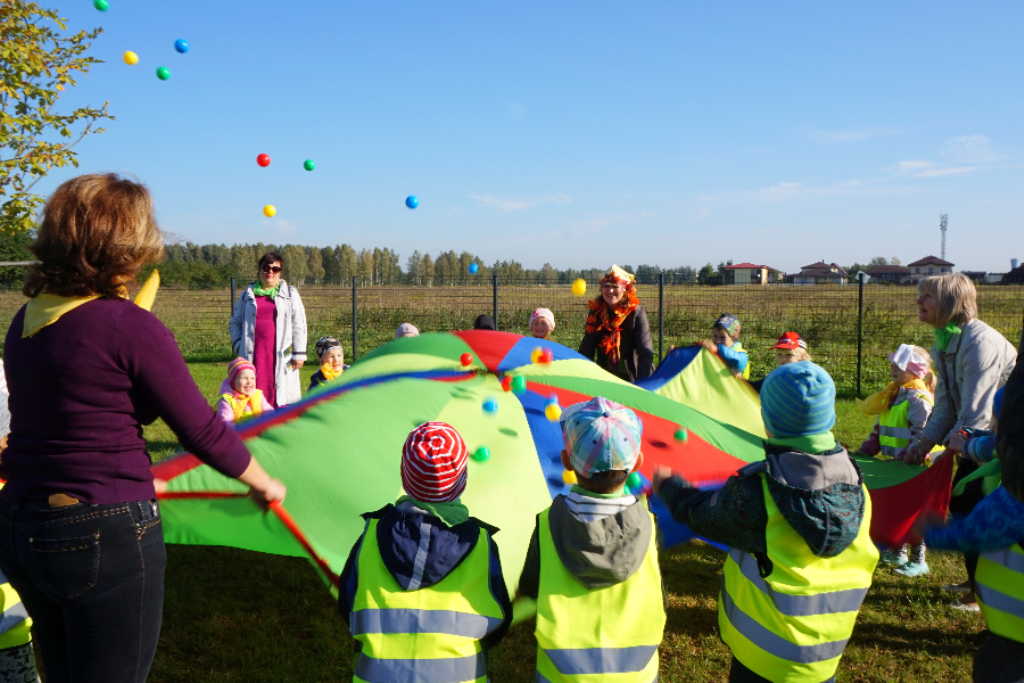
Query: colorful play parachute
155 332 767 592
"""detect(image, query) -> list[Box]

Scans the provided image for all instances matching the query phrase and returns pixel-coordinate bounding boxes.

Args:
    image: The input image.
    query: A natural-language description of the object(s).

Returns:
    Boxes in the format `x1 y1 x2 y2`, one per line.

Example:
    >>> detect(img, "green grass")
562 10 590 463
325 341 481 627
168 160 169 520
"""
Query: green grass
139 363 979 682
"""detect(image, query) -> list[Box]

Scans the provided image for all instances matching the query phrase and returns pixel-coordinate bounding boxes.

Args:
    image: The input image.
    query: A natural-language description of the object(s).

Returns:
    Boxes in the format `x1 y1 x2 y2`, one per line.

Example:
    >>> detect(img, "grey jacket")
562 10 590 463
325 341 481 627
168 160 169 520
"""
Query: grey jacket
924 318 1017 446
228 281 308 406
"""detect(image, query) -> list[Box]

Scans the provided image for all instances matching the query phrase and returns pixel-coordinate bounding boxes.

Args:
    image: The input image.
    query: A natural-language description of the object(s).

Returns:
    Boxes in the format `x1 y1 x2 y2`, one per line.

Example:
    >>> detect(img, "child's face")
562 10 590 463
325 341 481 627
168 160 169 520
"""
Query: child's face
712 327 733 347
530 317 553 338
890 362 918 385
323 347 345 371
776 351 797 366
235 369 257 396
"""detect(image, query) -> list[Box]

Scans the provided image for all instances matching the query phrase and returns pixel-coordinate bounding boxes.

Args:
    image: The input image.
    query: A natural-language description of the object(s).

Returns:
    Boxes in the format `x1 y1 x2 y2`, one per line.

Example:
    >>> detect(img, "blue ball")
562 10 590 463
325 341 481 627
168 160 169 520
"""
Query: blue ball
174 39 189 54
405 195 419 209
468 263 479 275
546 394 559 405
482 397 498 414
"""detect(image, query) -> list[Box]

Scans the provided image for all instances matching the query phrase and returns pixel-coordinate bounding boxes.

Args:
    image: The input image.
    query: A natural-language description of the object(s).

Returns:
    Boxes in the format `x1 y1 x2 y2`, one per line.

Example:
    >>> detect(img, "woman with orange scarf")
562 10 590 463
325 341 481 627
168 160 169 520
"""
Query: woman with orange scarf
578 265 654 382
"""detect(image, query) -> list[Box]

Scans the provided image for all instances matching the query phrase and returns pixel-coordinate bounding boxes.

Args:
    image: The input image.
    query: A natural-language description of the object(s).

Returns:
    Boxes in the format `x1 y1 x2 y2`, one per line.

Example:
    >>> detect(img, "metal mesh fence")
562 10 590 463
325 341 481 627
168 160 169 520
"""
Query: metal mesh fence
1 281 1020 397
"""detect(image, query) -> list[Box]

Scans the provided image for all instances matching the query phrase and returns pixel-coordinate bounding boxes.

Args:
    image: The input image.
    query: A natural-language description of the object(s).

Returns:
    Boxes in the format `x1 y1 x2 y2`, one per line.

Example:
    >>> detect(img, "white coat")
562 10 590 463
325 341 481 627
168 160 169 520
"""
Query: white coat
229 280 308 406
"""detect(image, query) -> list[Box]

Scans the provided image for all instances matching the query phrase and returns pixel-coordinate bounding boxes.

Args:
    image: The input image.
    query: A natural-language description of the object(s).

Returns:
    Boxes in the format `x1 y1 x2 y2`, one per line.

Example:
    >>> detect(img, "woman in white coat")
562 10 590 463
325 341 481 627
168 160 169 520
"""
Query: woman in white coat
229 252 308 406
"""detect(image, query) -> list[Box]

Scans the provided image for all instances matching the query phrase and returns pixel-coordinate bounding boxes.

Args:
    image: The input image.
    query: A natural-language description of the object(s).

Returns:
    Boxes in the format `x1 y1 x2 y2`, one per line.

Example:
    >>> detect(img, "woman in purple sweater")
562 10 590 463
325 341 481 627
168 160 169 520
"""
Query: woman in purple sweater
0 174 286 683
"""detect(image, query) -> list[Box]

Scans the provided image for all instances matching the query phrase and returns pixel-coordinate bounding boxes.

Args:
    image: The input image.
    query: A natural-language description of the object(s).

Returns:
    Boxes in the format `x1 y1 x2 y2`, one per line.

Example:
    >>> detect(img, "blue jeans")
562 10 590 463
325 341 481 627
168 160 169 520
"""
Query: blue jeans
0 495 165 683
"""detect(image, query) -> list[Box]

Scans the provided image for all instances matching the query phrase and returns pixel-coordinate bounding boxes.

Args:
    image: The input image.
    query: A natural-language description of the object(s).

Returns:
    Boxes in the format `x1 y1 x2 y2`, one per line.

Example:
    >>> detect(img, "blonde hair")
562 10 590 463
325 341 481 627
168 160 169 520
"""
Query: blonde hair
911 345 938 394
917 273 978 326
776 347 812 363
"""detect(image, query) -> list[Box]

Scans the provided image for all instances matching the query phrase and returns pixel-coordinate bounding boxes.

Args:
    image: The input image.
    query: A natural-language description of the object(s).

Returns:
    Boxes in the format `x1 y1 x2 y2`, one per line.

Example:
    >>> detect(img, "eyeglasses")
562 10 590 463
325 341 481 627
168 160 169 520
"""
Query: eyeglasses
261 265 283 273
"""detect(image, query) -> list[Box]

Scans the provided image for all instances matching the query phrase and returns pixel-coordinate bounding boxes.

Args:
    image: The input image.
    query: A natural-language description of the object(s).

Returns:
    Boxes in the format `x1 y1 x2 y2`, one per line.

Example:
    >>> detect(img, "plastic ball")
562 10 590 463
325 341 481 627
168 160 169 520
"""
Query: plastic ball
572 278 587 297
546 393 559 405
257 153 271 167
405 195 419 209
468 262 479 275
530 348 544 364
460 353 473 367
155 67 170 81
303 159 315 171
263 205 276 218
482 397 498 414
674 427 688 443
511 376 527 396
562 470 577 485
544 403 562 422
94 0 109 11
501 376 513 392
174 39 189 54
626 472 643 491
540 348 554 364
123 51 138 65
472 446 490 462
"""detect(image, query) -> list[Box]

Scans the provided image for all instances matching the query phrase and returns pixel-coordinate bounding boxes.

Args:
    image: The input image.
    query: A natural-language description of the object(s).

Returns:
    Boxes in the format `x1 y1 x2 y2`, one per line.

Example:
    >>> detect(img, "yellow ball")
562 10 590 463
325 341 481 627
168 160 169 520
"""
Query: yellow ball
545 403 562 422
562 470 577 485
123 51 139 65
263 205 276 217
531 347 544 364
572 278 587 297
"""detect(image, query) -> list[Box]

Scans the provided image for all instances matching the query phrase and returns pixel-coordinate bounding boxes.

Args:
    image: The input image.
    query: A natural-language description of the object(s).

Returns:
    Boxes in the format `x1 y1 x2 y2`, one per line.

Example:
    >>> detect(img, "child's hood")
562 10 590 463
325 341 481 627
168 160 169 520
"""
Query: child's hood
371 503 489 592
546 494 653 590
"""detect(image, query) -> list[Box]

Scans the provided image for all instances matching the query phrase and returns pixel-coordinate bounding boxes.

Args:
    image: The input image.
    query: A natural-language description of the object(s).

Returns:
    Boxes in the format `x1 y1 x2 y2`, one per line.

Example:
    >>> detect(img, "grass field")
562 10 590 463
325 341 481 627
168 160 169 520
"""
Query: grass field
131 362 982 683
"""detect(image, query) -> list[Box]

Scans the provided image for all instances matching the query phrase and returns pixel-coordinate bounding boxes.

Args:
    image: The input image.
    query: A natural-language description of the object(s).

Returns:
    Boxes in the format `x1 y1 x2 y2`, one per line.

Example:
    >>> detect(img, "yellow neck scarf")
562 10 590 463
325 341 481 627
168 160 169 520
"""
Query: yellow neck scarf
856 378 931 415
320 363 342 382
22 271 160 338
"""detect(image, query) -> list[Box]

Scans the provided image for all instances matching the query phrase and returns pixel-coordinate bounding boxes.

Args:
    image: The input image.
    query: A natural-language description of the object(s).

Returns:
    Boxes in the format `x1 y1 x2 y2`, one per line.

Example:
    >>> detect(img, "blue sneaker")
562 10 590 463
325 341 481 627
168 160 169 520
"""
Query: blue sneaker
894 561 930 577
881 549 908 567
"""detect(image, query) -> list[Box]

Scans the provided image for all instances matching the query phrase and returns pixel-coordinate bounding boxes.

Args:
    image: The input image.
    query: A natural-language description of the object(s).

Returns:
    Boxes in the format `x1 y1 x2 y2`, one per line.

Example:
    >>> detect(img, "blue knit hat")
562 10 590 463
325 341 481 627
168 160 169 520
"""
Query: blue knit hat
760 362 836 438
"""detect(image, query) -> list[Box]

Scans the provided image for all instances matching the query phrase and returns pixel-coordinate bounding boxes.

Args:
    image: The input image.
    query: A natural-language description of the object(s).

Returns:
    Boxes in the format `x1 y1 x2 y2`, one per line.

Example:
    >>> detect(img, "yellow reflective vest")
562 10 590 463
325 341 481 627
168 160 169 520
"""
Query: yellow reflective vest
976 542 1024 643
878 392 939 459
220 390 265 423
0 482 31 650
732 341 751 381
720 475 878 683
349 519 506 683
534 506 666 682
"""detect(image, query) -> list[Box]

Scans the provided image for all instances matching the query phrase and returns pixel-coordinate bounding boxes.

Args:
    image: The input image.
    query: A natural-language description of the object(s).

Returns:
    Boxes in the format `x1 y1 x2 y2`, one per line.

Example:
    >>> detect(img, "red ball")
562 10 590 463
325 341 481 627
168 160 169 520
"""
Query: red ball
460 353 473 367
541 349 554 363
257 153 271 167
501 376 513 392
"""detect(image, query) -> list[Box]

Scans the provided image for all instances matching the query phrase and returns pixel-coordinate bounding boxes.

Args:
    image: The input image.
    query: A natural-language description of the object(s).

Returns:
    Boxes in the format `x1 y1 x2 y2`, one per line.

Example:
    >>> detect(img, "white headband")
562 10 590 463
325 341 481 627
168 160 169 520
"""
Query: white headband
889 344 929 379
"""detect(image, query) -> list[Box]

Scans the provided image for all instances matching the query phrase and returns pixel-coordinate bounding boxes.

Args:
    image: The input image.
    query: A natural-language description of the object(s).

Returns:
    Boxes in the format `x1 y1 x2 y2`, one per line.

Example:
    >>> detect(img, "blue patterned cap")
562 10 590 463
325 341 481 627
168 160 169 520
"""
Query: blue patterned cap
761 362 836 438
560 397 642 476
714 313 741 339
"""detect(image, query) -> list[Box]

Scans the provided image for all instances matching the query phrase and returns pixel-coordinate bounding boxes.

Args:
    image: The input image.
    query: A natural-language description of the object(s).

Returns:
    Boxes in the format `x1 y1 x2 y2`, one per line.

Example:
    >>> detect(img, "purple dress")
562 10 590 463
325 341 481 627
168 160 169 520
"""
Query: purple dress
253 295 277 407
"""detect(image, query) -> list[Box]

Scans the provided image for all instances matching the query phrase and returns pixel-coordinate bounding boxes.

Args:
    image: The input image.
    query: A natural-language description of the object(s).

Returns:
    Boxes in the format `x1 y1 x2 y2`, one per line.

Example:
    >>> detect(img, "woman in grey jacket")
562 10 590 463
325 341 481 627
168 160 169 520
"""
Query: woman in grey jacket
229 252 308 407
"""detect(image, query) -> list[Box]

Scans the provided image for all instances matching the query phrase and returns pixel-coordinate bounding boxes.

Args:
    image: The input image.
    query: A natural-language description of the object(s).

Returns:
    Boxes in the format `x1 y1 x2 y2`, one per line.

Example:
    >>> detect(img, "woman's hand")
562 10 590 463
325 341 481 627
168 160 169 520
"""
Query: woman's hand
947 431 968 455
289 359 305 371
237 458 287 510
903 438 937 465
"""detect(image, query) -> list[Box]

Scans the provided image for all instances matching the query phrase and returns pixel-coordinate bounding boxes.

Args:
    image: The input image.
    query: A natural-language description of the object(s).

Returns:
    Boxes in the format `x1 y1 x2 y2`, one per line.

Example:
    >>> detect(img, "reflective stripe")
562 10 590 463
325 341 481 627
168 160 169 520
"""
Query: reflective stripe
879 425 912 439
351 608 502 638
880 444 901 457
355 652 485 683
721 581 850 664
983 548 1024 574
544 645 659 675
730 550 869 617
977 583 1024 620
536 672 658 683
0 600 29 635
407 519 432 592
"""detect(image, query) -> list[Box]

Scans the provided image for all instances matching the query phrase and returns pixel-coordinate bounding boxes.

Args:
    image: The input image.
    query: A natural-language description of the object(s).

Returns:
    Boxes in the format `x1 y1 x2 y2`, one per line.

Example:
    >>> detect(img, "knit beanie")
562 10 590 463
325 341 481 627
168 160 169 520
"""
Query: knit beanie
226 357 256 392
760 362 836 438
530 308 555 329
401 422 468 502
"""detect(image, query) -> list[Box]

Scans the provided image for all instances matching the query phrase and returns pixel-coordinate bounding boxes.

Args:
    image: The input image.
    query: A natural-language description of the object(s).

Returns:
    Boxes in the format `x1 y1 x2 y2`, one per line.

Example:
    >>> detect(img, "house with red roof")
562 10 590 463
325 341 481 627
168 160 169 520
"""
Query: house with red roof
906 256 954 283
784 261 849 285
723 262 780 285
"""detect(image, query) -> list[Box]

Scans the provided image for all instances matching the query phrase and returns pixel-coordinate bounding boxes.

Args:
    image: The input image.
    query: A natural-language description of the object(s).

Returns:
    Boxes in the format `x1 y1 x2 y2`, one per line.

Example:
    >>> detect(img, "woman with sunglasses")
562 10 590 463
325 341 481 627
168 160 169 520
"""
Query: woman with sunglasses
229 252 308 407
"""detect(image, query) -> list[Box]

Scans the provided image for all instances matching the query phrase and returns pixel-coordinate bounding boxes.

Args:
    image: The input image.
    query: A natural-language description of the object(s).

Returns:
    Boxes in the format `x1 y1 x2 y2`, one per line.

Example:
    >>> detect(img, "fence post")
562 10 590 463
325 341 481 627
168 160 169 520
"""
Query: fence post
856 272 867 397
658 273 664 362
230 276 236 312
352 276 358 363
492 272 498 331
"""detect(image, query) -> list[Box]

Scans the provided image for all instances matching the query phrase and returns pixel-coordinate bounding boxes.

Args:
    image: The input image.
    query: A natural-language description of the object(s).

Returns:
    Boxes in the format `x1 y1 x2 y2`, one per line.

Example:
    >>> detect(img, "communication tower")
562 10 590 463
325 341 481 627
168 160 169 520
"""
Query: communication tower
940 213 948 260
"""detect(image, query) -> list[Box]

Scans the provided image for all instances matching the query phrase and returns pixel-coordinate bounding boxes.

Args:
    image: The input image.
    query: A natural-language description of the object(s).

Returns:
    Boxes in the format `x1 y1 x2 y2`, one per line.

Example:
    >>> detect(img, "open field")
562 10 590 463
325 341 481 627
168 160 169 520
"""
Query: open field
130 362 982 683
3 282 1019 397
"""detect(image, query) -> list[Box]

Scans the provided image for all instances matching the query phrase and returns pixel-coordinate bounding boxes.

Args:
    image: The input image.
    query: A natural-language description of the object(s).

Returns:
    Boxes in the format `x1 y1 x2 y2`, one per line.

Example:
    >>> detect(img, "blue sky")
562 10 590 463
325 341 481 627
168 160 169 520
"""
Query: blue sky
35 1 1024 273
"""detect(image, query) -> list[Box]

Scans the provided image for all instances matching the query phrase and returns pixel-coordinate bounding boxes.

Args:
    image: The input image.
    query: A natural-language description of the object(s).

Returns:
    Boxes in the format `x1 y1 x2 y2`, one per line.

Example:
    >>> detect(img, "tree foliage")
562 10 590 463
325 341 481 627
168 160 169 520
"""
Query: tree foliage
1 1 112 231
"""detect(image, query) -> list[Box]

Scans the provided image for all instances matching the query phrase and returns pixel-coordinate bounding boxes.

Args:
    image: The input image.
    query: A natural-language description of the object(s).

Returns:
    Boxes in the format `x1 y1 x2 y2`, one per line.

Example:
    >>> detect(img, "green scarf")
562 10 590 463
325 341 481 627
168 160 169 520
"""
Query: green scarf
395 495 469 527
934 321 962 353
766 432 838 455
252 282 280 301
570 483 630 498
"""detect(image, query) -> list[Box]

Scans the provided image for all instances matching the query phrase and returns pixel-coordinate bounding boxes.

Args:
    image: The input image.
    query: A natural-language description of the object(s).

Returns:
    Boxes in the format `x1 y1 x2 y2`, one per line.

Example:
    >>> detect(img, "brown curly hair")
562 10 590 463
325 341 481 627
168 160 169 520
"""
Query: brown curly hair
23 174 164 299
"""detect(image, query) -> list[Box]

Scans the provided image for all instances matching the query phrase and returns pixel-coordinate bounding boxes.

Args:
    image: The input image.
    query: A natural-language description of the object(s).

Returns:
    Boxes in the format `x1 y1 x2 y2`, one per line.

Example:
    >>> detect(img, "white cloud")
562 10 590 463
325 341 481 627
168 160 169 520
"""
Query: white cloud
894 135 1007 178
469 192 571 212
939 135 1001 164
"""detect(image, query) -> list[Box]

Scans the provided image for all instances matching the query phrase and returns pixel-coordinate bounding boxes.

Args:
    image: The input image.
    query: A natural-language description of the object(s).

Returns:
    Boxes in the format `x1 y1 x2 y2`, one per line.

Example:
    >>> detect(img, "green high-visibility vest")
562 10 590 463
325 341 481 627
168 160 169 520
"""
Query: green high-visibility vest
732 341 752 380
349 519 506 683
878 393 934 458
976 541 1024 643
534 504 666 682
0 574 31 650
720 475 879 683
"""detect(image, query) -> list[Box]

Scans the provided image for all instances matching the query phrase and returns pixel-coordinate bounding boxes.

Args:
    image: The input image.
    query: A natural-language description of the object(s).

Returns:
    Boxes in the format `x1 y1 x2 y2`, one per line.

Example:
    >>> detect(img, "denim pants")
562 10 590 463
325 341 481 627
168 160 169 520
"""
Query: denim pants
0 495 166 683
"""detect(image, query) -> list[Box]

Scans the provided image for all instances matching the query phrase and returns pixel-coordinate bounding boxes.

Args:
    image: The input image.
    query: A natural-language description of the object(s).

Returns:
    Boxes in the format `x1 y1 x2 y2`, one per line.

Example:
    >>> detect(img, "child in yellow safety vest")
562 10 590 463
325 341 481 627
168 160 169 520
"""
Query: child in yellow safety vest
655 362 878 683
338 421 512 683
216 358 273 424
703 313 750 380
517 396 667 683
857 344 940 577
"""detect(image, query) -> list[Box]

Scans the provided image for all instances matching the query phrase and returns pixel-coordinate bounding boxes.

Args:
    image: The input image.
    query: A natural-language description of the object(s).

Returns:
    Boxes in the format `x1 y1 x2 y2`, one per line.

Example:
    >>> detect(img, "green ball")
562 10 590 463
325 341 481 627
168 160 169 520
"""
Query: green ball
303 159 315 171
472 446 491 462
626 472 643 490
156 67 171 81
94 0 109 11
511 375 527 396
674 428 688 442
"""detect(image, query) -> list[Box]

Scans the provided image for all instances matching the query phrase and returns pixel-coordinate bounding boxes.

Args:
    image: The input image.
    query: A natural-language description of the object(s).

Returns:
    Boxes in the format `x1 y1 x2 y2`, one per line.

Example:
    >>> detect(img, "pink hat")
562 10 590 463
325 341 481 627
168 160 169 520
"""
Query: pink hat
530 308 555 329
226 357 256 392
401 422 469 503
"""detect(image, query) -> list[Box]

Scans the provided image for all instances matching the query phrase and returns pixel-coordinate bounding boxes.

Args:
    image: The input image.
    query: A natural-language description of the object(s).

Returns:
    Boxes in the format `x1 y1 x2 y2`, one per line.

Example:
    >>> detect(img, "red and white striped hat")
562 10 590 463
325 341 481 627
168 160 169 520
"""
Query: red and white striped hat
401 422 469 503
